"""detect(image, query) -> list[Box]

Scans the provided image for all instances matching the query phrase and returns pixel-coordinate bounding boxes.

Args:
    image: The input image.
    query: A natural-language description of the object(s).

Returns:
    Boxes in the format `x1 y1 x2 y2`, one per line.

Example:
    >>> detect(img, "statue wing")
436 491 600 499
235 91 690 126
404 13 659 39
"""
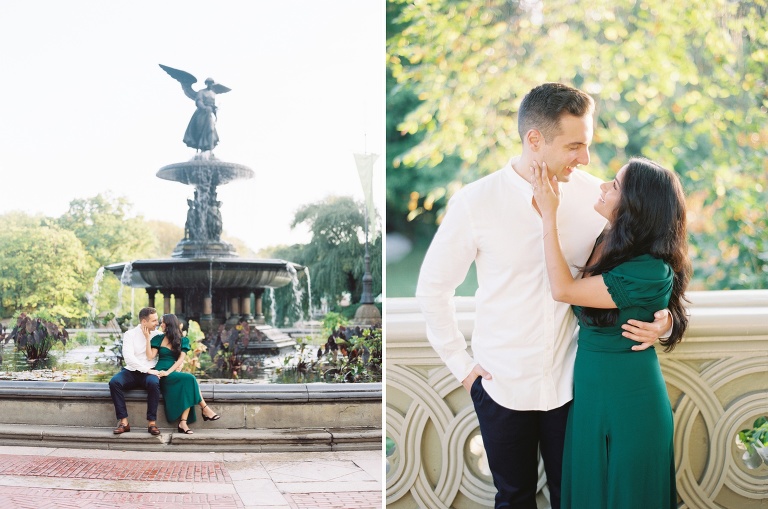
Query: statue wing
159 64 197 85
160 64 199 100
211 84 232 94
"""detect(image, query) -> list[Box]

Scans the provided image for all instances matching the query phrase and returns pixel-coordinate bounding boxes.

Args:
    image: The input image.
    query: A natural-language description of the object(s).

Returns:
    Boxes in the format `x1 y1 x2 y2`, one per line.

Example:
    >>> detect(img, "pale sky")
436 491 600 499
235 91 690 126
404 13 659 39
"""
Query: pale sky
0 0 384 254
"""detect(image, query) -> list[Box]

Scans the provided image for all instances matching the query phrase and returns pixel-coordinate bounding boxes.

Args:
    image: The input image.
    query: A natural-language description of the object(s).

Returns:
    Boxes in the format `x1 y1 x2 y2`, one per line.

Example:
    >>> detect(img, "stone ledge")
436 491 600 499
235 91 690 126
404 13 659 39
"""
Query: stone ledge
0 424 381 452
0 381 382 403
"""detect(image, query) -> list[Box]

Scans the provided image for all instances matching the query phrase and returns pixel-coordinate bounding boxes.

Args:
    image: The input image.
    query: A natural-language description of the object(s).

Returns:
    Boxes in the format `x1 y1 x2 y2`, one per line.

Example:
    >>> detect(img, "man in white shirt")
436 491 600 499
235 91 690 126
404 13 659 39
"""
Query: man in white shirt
416 83 671 509
108 307 164 436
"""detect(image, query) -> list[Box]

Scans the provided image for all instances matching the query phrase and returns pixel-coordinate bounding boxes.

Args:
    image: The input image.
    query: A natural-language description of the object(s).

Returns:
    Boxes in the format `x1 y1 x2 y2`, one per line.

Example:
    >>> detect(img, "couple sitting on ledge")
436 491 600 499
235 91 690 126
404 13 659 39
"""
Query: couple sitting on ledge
108 307 220 435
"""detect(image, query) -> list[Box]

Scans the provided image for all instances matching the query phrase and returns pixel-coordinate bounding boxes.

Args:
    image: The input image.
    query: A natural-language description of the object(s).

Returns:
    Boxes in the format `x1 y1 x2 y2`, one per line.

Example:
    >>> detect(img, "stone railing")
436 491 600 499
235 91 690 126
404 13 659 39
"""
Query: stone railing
385 290 768 509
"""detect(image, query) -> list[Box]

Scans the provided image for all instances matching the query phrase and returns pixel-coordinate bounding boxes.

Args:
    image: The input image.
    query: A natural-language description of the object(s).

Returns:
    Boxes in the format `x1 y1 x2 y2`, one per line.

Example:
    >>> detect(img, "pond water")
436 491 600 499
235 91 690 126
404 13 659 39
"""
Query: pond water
1 322 381 385
0 343 326 384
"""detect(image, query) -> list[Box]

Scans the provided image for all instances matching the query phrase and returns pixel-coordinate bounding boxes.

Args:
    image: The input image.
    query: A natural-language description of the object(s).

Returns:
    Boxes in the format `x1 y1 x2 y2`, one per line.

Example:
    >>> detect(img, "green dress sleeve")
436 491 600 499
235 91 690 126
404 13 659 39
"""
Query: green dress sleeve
150 334 165 349
181 336 191 353
601 255 673 310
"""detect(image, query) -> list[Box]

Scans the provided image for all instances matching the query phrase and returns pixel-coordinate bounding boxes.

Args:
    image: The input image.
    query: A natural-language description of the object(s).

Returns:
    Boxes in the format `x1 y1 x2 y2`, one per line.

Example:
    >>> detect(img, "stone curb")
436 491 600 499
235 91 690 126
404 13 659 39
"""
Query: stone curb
0 381 383 403
0 423 382 452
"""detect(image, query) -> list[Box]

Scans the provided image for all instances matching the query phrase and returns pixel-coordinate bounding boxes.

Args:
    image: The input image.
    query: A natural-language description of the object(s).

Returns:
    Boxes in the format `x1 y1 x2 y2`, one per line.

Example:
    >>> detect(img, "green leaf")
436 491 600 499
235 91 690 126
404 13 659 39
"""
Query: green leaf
386 436 397 457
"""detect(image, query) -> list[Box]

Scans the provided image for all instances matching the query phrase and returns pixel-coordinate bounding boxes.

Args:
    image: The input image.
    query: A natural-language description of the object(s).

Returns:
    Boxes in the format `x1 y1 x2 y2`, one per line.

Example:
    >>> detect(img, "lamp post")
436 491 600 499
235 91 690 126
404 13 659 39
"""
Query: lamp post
353 151 380 324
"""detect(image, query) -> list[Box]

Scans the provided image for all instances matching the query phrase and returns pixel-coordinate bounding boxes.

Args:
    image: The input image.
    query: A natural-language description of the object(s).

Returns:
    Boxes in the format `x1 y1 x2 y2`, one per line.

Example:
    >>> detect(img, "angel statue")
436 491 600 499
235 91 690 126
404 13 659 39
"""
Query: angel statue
160 64 232 153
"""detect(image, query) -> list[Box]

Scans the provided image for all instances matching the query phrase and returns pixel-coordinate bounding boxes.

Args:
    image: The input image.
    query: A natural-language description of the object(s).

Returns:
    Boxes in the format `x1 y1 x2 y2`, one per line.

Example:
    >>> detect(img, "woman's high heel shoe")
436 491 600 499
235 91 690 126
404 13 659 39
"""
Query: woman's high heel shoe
201 403 221 421
177 419 193 434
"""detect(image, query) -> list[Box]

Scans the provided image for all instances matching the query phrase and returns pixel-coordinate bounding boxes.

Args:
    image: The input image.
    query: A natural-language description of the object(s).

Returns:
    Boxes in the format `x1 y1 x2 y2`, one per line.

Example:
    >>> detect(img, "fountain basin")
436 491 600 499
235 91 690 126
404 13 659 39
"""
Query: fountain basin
157 159 254 186
104 258 300 289
103 258 304 355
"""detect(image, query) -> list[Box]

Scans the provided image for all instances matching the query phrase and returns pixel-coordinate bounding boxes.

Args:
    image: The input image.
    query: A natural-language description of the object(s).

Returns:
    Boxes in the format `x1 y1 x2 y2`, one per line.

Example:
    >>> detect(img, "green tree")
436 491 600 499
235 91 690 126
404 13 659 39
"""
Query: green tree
0 211 47 229
386 0 469 239
387 67 464 239
262 196 383 325
0 199 264 323
387 0 768 290
0 214 90 320
222 234 258 258
293 196 382 306
57 193 156 267
57 193 157 317
142 220 256 259
145 220 184 258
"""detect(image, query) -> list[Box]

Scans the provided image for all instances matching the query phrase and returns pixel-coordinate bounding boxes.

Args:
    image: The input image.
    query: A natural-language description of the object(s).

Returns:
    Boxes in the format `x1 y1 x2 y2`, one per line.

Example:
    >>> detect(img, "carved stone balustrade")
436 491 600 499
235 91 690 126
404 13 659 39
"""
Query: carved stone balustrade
385 290 768 509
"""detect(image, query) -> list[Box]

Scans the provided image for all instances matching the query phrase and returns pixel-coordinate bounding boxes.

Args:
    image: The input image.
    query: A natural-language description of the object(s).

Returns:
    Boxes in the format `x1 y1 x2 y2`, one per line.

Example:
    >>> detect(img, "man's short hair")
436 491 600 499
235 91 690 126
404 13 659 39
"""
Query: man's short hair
517 83 594 142
138 307 157 321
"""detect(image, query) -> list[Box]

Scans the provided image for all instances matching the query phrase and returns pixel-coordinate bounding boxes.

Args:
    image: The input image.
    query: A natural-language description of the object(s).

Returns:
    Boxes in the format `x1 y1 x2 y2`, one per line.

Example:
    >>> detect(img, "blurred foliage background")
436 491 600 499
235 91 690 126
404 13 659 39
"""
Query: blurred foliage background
386 0 768 296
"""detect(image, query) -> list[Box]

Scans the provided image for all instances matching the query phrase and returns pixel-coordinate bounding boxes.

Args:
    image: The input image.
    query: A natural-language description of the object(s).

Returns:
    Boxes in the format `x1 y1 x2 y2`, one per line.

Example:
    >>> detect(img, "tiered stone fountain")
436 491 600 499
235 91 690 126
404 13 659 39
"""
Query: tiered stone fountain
0 65 381 454
105 65 298 354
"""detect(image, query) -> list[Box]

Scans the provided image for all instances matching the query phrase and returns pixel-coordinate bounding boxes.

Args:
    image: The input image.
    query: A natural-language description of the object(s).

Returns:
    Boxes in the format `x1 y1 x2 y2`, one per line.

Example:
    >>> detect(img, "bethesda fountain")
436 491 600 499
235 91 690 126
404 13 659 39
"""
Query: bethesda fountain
105 64 298 354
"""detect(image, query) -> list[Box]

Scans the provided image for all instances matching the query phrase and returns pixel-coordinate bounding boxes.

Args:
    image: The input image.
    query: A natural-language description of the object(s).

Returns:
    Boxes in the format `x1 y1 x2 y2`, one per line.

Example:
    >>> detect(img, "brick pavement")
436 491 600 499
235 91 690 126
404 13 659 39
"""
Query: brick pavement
0 448 383 509
0 454 230 482
0 454 239 509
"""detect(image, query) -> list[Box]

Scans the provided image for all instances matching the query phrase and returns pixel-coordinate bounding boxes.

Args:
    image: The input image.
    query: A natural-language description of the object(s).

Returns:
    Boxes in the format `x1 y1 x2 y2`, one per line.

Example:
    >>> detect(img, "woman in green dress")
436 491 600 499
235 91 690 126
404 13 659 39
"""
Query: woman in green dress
148 314 220 433
532 157 690 509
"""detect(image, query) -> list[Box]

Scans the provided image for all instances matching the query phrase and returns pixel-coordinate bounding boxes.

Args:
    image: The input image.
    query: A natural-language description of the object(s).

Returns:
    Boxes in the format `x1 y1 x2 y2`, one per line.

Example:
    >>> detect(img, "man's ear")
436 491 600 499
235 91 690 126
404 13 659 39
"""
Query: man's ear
525 129 543 152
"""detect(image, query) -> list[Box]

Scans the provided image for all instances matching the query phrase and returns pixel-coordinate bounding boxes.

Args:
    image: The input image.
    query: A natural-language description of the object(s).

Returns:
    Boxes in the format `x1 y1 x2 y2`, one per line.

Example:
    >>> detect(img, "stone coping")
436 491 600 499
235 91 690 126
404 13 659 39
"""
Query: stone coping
0 381 382 403
0 423 382 452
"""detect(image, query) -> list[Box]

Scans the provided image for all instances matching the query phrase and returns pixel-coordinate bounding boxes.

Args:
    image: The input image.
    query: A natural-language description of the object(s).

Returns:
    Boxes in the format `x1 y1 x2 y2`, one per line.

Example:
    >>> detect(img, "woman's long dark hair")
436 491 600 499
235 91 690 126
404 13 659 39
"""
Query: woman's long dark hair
161 314 183 359
579 157 691 352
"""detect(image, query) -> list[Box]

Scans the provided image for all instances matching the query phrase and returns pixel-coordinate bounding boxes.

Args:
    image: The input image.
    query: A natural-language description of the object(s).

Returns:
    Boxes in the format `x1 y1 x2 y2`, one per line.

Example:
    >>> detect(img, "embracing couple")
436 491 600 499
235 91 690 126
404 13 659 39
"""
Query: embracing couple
417 83 690 509
108 307 220 435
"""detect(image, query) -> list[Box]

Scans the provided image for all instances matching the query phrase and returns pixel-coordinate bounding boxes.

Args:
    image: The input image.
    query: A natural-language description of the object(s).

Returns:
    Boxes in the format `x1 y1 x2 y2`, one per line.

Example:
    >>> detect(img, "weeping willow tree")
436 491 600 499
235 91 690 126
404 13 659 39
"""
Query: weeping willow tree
388 0 768 290
264 196 382 325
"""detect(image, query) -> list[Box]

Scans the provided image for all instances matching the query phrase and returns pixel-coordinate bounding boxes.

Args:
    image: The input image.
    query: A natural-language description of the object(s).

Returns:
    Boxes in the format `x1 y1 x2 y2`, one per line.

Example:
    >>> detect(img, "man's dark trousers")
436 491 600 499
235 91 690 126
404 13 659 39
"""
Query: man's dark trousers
471 377 571 509
109 368 161 421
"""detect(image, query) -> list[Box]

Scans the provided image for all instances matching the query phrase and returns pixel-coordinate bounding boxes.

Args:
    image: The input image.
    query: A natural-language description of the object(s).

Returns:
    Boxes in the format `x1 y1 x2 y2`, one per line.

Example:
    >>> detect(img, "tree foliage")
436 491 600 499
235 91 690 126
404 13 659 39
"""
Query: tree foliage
387 67 465 239
57 193 156 268
54 194 214 320
0 200 199 322
292 196 382 305
263 196 383 325
387 0 768 289
145 220 184 258
0 214 90 320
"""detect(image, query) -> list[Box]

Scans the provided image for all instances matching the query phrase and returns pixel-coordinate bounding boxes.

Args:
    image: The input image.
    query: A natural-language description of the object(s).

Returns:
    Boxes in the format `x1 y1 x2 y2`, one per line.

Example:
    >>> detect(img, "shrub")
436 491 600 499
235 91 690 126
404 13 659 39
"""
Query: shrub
5 313 68 368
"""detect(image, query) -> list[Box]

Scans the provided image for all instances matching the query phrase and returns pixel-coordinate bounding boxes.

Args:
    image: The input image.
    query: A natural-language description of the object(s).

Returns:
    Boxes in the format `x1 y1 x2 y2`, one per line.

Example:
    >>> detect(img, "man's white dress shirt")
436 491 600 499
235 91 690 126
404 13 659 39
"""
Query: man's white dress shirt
122 325 160 373
416 160 606 411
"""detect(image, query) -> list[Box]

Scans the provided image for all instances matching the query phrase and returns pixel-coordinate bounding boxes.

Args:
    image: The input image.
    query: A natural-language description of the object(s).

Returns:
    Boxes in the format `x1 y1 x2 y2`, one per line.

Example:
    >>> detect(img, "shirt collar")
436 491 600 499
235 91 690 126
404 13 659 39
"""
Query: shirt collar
503 158 534 199
502 158 566 200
